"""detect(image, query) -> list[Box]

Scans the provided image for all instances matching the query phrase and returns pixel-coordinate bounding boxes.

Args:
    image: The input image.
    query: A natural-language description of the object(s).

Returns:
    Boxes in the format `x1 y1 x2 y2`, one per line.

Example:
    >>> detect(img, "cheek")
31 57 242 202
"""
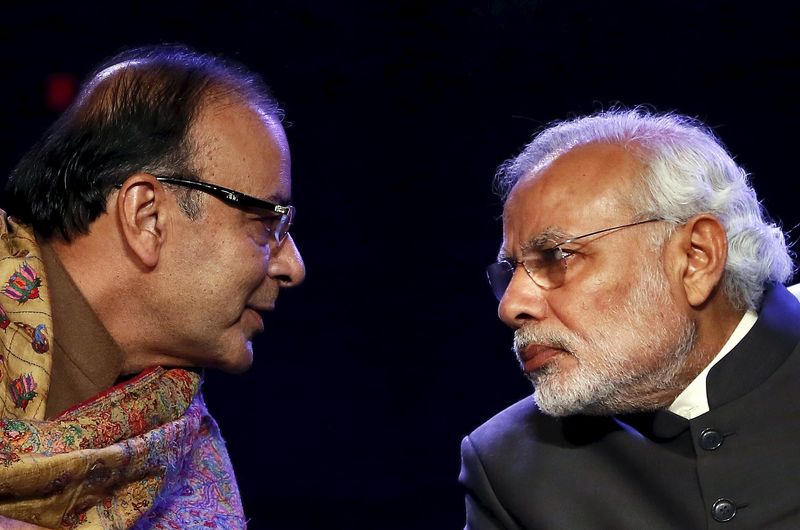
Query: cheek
196 245 265 296
589 264 639 308
552 273 635 331
239 242 271 283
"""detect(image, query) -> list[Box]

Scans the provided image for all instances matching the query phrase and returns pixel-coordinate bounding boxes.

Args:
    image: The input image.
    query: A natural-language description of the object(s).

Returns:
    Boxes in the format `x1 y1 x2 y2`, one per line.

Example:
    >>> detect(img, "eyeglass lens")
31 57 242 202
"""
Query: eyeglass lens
486 248 568 300
274 208 294 244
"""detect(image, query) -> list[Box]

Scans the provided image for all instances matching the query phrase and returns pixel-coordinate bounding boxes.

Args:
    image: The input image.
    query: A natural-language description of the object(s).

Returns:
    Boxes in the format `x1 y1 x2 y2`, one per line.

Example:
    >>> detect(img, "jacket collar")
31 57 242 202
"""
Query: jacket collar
615 283 800 440
706 283 800 408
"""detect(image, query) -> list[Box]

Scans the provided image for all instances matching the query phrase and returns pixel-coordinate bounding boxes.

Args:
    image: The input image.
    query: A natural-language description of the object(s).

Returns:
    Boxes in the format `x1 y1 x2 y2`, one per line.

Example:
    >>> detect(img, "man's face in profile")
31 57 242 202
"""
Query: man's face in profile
497 143 696 416
152 100 305 373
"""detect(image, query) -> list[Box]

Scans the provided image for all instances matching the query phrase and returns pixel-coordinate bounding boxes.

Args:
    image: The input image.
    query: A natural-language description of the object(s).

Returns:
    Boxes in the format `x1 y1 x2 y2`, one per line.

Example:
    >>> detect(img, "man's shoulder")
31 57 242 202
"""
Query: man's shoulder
461 397 623 516
465 396 555 453
465 396 624 457
469 396 537 435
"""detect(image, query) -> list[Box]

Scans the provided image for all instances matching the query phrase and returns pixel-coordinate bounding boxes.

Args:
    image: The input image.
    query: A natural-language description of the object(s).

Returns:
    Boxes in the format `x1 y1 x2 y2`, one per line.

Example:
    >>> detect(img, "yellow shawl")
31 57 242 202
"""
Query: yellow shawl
0 216 245 529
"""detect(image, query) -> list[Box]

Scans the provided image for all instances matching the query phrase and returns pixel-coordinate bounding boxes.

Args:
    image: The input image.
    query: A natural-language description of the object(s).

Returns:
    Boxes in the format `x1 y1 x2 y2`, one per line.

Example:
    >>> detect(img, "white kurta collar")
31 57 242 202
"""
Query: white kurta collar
668 309 758 419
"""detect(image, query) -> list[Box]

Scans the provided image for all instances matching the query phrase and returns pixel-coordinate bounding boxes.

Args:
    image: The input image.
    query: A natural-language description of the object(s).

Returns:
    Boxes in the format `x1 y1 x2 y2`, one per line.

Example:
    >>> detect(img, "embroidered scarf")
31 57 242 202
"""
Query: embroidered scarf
0 215 245 529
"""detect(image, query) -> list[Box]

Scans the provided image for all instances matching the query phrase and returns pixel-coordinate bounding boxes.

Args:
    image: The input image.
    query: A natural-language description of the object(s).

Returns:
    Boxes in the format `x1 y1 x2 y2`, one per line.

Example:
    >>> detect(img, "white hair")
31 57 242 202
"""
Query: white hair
496 108 794 310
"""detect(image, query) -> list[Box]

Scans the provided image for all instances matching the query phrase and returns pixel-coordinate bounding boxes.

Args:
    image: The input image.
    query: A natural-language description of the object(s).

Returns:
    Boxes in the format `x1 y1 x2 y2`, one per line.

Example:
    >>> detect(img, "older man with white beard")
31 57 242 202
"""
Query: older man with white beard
460 109 798 529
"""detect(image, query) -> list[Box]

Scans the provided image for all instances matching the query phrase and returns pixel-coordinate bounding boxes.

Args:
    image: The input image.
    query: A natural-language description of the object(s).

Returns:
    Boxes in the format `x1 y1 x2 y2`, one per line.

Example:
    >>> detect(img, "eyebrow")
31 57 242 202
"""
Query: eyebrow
498 226 572 261
519 226 572 254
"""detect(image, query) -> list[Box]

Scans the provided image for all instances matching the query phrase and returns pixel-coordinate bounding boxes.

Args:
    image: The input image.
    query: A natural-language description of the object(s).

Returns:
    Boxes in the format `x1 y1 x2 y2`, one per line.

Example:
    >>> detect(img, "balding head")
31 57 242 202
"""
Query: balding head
5 45 281 240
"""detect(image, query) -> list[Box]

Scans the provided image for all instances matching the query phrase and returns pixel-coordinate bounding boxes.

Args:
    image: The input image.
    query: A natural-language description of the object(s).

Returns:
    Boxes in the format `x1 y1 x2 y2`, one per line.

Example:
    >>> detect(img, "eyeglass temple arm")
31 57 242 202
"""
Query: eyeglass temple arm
551 218 661 248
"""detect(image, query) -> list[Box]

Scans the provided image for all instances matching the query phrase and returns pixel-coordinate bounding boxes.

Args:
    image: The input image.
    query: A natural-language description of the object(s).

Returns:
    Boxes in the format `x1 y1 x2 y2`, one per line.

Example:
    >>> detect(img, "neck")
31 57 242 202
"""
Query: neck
48 220 190 374
677 296 746 396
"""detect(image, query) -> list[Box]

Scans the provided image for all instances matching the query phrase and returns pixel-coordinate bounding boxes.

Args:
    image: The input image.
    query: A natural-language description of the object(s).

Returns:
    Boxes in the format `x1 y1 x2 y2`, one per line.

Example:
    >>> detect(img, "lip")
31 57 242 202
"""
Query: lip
518 344 565 373
244 306 271 333
246 304 275 313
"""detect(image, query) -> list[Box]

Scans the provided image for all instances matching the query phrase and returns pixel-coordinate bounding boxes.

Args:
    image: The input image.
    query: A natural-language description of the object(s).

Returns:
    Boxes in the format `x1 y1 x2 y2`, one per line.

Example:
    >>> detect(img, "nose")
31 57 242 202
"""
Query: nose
269 234 305 287
497 266 548 328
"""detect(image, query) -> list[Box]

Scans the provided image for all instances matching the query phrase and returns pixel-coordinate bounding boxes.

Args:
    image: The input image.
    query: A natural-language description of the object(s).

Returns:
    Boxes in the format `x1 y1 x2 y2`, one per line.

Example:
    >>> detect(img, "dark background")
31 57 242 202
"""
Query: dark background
2 2 799 528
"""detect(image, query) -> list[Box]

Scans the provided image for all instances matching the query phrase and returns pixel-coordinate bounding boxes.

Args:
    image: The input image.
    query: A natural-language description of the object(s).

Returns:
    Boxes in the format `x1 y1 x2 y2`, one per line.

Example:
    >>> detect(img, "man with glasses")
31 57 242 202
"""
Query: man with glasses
461 109 798 528
0 45 304 529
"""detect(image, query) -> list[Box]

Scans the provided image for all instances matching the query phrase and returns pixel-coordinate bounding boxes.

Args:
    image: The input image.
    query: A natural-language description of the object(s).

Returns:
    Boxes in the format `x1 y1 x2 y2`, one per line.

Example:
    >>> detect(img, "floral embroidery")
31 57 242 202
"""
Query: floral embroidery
0 214 53 420
61 510 88 529
9 373 37 410
3 262 42 304
0 304 9 330
14 322 50 353
0 451 20 467
0 369 244 528
0 215 243 528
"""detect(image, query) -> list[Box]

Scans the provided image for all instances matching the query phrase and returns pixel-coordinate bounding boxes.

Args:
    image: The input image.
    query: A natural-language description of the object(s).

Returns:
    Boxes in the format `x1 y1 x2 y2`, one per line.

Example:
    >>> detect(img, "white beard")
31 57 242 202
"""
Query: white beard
514 261 698 416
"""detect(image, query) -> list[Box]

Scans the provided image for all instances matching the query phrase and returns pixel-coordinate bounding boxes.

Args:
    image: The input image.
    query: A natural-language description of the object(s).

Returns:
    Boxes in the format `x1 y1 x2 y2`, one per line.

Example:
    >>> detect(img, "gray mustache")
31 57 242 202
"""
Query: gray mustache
513 326 574 357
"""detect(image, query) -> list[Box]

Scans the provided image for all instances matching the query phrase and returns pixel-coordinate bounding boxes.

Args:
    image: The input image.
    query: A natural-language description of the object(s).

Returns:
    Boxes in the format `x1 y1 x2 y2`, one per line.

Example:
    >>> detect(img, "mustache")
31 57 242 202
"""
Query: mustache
513 326 575 358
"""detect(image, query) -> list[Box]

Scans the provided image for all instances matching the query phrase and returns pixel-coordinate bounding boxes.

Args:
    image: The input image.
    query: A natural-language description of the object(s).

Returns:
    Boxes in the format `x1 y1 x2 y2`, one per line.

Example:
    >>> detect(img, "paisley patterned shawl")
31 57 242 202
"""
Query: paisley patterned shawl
0 214 245 529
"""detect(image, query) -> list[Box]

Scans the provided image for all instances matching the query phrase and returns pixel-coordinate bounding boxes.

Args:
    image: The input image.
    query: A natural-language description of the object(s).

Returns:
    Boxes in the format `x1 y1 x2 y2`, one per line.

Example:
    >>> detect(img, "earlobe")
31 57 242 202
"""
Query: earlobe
678 215 728 307
115 174 167 269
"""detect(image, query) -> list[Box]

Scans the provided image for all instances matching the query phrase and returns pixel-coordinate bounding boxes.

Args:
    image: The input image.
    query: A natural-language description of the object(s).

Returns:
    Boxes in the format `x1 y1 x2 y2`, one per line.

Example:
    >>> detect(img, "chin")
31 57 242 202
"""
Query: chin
217 358 253 374
213 343 255 374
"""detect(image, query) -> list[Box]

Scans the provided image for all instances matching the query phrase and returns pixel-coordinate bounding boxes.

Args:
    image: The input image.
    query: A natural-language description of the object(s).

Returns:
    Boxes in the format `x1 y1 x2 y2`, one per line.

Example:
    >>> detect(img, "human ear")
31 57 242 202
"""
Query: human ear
115 174 168 268
671 215 728 307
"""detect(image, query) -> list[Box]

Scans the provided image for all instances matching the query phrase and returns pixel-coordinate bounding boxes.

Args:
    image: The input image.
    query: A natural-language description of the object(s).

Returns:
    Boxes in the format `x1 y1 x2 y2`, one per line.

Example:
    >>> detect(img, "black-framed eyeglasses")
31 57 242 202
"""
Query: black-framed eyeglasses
486 218 663 300
154 176 295 245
